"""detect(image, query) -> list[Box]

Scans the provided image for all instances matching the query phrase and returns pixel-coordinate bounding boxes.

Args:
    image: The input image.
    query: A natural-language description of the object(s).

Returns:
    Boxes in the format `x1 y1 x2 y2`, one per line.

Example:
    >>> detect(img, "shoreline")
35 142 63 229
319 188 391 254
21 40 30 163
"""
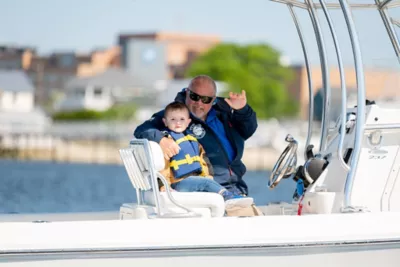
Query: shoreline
0 141 279 170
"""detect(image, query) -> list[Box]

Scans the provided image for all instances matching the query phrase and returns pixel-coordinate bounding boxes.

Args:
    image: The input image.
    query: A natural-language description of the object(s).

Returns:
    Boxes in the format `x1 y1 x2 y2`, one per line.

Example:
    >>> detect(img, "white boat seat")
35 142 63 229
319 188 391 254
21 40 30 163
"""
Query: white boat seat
119 139 226 219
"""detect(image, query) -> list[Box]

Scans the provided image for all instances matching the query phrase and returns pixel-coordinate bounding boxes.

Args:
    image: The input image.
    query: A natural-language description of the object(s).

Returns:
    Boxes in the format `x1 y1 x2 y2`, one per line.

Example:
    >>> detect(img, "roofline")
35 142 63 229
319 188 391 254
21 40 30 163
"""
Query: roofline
118 31 221 43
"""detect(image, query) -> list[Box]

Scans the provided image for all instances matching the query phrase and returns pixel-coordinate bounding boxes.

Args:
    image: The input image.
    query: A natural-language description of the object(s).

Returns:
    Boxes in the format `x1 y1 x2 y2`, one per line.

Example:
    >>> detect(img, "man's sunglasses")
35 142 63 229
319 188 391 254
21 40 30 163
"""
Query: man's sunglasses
187 89 214 104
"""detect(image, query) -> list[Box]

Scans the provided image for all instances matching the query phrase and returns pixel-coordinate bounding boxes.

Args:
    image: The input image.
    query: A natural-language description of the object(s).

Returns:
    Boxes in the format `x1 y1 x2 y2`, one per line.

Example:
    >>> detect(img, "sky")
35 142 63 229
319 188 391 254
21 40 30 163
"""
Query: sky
1 0 399 69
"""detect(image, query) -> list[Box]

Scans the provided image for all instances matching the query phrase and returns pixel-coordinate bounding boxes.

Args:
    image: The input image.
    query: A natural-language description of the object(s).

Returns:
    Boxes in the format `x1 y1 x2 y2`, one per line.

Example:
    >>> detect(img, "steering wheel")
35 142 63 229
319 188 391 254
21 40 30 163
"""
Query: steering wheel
268 134 298 189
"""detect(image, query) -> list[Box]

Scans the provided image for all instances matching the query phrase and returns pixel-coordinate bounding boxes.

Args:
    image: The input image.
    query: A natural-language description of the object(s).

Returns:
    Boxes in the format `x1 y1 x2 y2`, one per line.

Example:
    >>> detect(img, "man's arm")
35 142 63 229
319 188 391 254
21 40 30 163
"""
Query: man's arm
220 90 258 140
230 104 258 140
217 98 258 140
133 110 165 143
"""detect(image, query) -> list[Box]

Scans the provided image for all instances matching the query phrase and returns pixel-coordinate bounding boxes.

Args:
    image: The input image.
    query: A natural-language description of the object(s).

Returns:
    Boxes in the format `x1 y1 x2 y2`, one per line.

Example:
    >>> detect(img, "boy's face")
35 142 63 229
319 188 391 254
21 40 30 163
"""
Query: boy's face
163 109 191 133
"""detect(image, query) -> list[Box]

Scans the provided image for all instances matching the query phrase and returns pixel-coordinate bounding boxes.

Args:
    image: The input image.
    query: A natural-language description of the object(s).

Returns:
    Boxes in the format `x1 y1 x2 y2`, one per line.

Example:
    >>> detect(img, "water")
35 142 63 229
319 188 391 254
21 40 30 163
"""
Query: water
0 159 296 214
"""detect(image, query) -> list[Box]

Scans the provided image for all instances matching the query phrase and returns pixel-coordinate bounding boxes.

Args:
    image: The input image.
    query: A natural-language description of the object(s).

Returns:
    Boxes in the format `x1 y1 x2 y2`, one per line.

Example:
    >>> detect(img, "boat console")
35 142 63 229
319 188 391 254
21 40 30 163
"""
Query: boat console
266 103 400 215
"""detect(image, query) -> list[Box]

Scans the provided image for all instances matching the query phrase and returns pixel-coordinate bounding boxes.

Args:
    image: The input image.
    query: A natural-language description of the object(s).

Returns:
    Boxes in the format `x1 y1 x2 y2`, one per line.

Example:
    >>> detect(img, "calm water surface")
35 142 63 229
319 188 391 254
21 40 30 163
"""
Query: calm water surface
0 159 296 214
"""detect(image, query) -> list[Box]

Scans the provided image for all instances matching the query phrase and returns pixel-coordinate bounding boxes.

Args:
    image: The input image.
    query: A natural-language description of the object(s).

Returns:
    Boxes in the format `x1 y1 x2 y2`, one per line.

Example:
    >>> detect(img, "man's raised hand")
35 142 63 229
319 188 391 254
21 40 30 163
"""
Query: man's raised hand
224 90 247 110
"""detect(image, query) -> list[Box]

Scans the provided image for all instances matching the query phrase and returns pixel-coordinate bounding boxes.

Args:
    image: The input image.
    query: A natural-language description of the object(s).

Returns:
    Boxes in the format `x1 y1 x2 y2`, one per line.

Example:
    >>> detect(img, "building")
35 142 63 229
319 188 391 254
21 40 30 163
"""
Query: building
0 70 50 133
26 52 90 105
0 32 219 108
0 45 121 106
26 47 121 106
56 68 144 112
0 45 35 70
76 46 121 77
118 32 221 86
288 65 400 120
0 70 34 112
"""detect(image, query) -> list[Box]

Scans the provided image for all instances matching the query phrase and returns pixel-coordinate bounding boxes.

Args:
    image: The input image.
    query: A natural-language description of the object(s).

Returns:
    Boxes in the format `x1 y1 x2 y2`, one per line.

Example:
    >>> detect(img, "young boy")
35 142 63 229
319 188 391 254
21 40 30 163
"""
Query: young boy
160 101 253 209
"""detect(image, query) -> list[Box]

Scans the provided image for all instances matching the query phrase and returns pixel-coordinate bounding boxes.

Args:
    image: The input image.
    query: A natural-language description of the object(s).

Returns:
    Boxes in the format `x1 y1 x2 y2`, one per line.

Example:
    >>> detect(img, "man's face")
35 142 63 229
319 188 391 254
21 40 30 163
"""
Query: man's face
185 83 216 121
163 109 191 133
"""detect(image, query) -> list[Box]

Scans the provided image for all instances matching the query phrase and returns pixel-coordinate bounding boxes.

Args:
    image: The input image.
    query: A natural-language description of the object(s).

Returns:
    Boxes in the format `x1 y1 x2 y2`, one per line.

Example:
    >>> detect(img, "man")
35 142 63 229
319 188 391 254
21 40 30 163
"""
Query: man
134 75 258 196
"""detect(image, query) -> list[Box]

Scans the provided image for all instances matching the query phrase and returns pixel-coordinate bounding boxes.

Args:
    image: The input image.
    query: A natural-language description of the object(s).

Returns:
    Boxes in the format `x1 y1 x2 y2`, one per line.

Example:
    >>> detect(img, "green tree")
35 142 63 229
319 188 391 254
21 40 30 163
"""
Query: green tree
186 43 298 119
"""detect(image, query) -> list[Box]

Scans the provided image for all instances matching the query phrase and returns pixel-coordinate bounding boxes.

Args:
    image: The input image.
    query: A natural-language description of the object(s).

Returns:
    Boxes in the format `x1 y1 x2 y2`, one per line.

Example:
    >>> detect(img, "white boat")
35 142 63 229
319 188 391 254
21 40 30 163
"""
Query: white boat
1 0 400 266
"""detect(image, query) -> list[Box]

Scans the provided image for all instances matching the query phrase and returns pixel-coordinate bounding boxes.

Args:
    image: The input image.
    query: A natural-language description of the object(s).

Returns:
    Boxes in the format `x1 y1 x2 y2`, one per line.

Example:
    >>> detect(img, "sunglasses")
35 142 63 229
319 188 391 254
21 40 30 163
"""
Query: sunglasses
188 89 214 104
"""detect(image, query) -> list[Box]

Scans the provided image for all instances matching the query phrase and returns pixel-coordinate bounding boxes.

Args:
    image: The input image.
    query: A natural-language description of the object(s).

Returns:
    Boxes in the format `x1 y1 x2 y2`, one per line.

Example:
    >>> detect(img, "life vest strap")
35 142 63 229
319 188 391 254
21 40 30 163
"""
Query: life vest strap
170 154 201 170
175 135 198 145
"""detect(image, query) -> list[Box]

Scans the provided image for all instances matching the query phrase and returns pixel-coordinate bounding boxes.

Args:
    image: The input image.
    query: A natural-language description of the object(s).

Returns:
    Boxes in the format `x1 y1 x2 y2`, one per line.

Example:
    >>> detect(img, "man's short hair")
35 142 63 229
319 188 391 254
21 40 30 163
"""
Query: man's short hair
164 101 189 117
188 75 217 94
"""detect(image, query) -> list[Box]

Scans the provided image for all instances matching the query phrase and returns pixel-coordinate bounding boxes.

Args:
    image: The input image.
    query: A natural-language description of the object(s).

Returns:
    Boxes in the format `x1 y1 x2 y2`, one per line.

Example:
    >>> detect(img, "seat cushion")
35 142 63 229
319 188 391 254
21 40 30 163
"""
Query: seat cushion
143 191 225 217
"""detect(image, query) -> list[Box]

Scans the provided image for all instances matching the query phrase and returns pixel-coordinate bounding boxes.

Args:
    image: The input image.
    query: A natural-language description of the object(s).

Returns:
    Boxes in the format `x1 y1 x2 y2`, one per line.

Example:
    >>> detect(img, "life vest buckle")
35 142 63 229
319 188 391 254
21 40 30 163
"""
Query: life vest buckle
185 154 193 164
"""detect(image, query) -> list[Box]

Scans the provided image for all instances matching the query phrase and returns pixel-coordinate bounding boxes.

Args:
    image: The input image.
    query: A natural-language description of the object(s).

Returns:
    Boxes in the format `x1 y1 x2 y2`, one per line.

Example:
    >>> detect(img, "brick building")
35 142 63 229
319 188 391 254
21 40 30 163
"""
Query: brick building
288 65 400 120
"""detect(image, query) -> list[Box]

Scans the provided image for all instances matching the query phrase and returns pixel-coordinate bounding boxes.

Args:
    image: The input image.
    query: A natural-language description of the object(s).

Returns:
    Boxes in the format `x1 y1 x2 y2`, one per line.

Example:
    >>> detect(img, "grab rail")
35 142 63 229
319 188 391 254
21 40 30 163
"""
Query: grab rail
287 4 314 159
339 0 367 208
305 0 331 152
318 0 350 171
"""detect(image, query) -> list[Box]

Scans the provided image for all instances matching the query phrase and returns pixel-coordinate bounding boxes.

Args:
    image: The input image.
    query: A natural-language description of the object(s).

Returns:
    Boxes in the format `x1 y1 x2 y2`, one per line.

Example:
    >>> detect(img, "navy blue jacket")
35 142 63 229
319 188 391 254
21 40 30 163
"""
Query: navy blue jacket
133 90 258 195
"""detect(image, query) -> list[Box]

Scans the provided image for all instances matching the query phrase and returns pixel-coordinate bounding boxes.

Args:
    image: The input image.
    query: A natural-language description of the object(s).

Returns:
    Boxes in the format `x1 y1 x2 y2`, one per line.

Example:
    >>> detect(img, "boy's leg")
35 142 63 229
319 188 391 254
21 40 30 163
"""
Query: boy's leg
171 176 223 193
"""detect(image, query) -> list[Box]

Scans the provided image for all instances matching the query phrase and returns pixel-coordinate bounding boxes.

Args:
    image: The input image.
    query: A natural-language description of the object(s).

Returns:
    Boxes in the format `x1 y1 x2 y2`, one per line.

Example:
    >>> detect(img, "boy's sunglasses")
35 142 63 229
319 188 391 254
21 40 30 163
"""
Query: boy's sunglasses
187 89 214 104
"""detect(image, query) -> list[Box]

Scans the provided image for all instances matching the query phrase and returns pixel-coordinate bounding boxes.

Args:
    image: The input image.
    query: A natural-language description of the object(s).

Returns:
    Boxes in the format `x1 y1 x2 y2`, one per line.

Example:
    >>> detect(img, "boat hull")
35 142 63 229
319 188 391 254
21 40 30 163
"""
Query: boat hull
1 241 400 267
2 212 400 266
